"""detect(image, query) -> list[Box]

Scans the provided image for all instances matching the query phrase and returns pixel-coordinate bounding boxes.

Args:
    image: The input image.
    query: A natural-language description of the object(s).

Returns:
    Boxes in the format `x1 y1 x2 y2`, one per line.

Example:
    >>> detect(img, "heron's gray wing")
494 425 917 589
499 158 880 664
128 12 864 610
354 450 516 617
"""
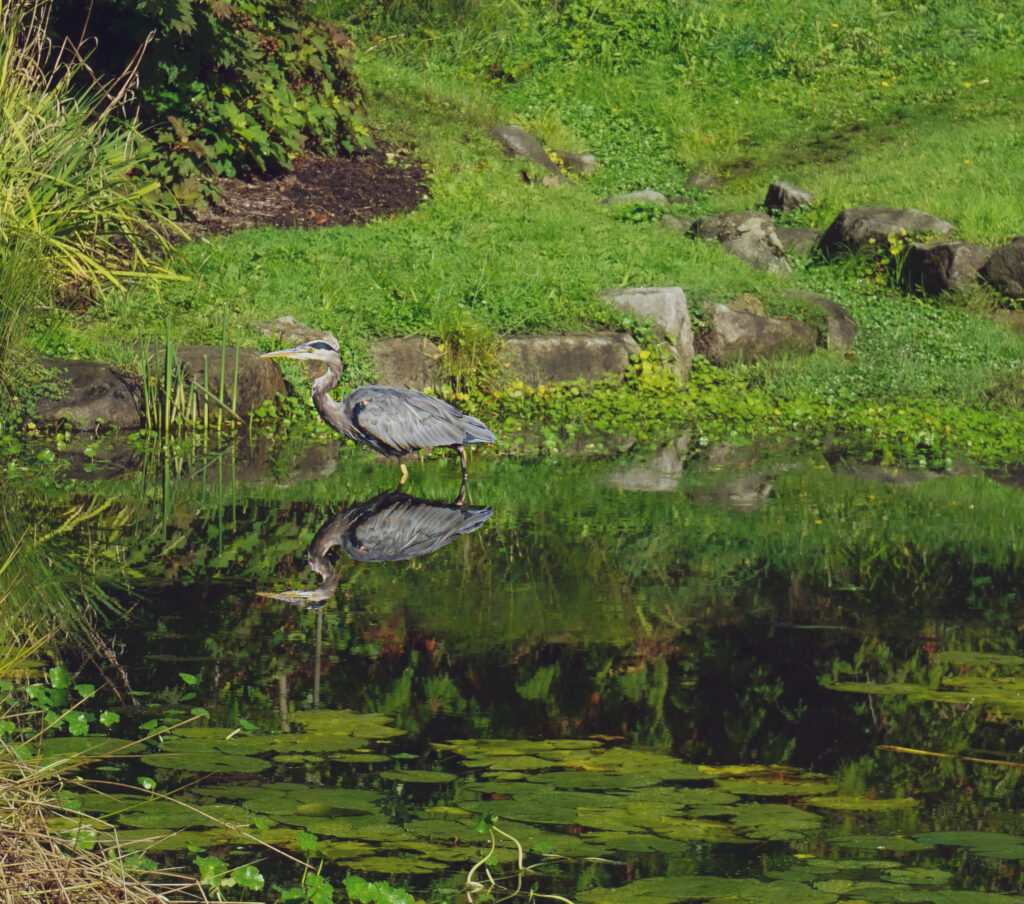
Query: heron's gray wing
343 498 493 562
345 387 494 453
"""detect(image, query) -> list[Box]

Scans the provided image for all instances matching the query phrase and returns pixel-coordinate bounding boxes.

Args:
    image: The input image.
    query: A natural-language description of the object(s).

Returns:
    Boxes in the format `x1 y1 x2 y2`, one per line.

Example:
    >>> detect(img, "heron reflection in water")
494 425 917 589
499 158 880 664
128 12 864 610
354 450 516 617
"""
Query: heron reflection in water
258 490 494 609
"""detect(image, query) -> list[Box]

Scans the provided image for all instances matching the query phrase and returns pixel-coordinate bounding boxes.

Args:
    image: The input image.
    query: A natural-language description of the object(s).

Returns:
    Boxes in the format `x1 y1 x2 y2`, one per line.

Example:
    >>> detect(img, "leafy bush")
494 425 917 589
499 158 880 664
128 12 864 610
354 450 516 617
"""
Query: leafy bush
0 2 177 289
51 0 370 202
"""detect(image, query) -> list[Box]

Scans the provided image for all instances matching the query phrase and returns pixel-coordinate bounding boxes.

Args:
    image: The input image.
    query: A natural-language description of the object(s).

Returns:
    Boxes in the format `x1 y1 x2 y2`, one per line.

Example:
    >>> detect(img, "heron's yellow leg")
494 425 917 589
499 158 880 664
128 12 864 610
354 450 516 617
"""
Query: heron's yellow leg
399 461 410 485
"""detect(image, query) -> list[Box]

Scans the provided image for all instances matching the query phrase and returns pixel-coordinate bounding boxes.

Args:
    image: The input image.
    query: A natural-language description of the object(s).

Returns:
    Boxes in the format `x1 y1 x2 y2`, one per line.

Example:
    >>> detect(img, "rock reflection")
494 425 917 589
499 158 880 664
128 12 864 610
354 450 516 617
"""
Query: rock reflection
259 491 493 608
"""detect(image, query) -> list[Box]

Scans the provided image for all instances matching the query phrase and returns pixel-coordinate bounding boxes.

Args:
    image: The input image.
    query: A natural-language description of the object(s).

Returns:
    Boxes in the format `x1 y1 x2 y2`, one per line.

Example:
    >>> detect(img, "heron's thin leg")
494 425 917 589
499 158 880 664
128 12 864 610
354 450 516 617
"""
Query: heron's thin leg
399 461 409 486
455 446 468 506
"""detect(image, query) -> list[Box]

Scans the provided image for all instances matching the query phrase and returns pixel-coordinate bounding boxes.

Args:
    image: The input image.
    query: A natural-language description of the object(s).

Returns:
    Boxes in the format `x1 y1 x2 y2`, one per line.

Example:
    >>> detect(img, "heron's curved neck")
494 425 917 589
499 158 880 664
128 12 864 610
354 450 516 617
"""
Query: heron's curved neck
310 357 353 435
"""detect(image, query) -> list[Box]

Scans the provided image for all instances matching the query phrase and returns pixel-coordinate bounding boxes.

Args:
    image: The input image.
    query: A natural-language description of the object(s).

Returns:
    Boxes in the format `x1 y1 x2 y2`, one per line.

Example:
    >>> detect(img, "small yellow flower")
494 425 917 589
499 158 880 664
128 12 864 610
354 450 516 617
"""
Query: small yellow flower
831 22 838 27
963 81 972 88
964 158 971 165
881 80 890 87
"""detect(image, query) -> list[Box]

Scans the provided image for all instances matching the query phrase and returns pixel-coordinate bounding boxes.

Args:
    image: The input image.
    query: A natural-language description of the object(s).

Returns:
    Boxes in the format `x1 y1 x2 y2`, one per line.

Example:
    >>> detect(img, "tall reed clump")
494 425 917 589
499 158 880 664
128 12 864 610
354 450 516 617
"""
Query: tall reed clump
0 739 208 903
0 239 48 408
0 0 181 397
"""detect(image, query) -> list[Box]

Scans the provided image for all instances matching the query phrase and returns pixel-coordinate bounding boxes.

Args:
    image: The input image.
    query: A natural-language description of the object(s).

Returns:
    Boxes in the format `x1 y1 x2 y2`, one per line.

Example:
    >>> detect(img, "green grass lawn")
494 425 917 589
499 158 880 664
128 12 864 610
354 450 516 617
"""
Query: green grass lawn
28 0 1024 461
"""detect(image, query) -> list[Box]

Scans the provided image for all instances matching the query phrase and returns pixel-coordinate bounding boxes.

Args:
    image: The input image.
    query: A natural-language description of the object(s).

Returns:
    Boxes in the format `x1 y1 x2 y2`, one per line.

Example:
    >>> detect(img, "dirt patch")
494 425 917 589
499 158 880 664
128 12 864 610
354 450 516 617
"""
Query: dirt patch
191 144 429 234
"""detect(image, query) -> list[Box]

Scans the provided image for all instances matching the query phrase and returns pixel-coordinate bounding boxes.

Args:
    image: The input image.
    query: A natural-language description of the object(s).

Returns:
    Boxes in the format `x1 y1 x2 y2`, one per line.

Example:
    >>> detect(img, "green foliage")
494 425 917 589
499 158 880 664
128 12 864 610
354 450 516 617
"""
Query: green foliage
51 0 369 202
433 310 503 398
0 240 47 411
343 876 414 904
0 2 179 296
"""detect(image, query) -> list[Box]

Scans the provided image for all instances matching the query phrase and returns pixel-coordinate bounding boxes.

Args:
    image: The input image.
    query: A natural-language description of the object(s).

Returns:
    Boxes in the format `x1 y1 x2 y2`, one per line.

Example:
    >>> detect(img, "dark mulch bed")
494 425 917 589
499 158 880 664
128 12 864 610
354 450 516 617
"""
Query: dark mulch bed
192 144 429 234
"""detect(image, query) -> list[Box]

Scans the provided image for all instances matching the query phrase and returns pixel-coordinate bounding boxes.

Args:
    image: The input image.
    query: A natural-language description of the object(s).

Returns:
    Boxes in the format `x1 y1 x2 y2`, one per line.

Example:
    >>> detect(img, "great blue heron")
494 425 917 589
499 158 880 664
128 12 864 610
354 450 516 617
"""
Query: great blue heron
262 340 495 497
259 490 494 608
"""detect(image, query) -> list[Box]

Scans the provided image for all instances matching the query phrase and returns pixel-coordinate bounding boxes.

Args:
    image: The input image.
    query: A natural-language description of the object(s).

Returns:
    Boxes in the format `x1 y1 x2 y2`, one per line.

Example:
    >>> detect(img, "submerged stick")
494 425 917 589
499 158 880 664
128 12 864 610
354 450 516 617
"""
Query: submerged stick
879 744 1024 769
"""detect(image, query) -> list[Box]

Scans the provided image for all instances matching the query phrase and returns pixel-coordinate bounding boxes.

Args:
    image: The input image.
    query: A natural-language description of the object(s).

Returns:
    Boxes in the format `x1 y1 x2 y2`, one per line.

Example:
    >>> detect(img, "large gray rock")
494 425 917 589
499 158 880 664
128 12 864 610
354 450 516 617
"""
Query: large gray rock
984 237 1024 299
503 333 639 385
173 345 286 417
603 190 668 206
903 241 991 294
785 290 858 353
703 303 817 365
777 226 822 255
255 315 339 351
817 206 954 258
35 358 143 430
690 211 792 274
600 286 694 379
371 336 441 390
489 125 565 180
764 181 813 213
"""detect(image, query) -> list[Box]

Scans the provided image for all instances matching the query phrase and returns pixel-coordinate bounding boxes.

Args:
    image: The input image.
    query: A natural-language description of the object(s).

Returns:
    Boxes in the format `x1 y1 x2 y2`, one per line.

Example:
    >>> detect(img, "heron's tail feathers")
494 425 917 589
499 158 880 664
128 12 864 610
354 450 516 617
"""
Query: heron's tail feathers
461 415 496 445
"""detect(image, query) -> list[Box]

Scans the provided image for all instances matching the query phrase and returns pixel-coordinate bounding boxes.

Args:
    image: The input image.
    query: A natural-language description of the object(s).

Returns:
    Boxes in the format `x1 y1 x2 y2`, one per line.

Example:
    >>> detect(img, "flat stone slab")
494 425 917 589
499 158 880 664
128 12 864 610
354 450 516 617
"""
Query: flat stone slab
35 358 143 430
704 303 817 365
503 333 640 386
371 337 441 390
601 286 694 379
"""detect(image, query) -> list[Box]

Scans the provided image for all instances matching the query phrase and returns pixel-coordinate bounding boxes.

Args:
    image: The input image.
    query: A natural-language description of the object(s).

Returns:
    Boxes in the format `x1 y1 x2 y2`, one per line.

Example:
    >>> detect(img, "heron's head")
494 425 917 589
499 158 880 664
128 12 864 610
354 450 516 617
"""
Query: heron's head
261 340 339 364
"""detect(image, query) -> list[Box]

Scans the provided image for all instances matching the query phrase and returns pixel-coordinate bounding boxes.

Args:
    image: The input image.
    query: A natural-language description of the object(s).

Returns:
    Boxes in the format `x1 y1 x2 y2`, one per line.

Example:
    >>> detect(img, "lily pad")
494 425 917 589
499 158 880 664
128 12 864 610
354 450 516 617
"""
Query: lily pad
378 769 458 784
884 866 953 885
140 751 270 773
329 752 392 764
35 736 135 758
290 709 406 739
719 778 836 797
801 795 918 811
579 876 838 904
830 834 935 852
525 770 659 790
731 802 822 840
119 801 251 830
914 831 1024 859
463 755 554 771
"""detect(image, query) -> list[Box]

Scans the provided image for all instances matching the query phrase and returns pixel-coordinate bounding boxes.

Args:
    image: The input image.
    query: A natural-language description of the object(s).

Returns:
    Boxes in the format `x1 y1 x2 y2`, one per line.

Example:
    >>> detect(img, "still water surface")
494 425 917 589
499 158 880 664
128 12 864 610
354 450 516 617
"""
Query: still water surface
22 437 1024 902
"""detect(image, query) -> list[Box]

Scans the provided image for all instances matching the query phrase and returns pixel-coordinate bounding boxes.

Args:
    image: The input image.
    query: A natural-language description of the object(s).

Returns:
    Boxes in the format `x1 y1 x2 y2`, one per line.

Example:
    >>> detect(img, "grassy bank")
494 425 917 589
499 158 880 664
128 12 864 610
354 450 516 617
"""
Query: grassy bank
11 0 1024 465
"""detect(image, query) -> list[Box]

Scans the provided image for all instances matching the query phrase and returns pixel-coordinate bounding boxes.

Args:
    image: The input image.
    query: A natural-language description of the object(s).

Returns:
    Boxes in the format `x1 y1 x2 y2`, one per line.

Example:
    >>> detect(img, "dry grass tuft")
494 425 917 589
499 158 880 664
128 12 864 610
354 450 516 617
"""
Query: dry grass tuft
0 745 209 904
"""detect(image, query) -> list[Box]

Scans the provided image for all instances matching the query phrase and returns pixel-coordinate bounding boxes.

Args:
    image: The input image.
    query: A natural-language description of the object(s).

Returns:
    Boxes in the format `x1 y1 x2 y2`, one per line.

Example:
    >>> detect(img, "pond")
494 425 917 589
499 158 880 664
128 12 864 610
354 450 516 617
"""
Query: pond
12 435 1024 903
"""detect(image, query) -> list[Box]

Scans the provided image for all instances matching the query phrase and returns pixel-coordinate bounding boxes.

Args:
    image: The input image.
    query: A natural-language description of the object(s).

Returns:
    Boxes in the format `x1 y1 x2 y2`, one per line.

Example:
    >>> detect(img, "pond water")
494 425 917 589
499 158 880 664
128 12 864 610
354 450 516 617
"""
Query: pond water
14 436 1024 903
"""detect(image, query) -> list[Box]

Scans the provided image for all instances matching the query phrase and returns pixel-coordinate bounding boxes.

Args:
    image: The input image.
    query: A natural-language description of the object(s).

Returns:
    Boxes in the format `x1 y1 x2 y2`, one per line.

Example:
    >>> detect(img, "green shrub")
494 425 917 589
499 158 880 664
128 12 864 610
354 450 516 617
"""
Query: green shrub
51 0 370 202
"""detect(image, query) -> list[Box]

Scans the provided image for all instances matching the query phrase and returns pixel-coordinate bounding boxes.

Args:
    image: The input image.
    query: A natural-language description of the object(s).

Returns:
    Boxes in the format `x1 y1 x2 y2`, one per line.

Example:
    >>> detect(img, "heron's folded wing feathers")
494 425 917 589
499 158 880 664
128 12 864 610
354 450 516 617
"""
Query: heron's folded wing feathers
351 388 492 452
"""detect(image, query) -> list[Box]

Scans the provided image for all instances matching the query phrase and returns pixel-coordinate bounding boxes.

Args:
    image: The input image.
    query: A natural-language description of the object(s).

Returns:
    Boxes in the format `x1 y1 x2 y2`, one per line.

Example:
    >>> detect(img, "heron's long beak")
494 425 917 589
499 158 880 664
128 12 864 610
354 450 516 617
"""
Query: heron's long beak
261 348 303 359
